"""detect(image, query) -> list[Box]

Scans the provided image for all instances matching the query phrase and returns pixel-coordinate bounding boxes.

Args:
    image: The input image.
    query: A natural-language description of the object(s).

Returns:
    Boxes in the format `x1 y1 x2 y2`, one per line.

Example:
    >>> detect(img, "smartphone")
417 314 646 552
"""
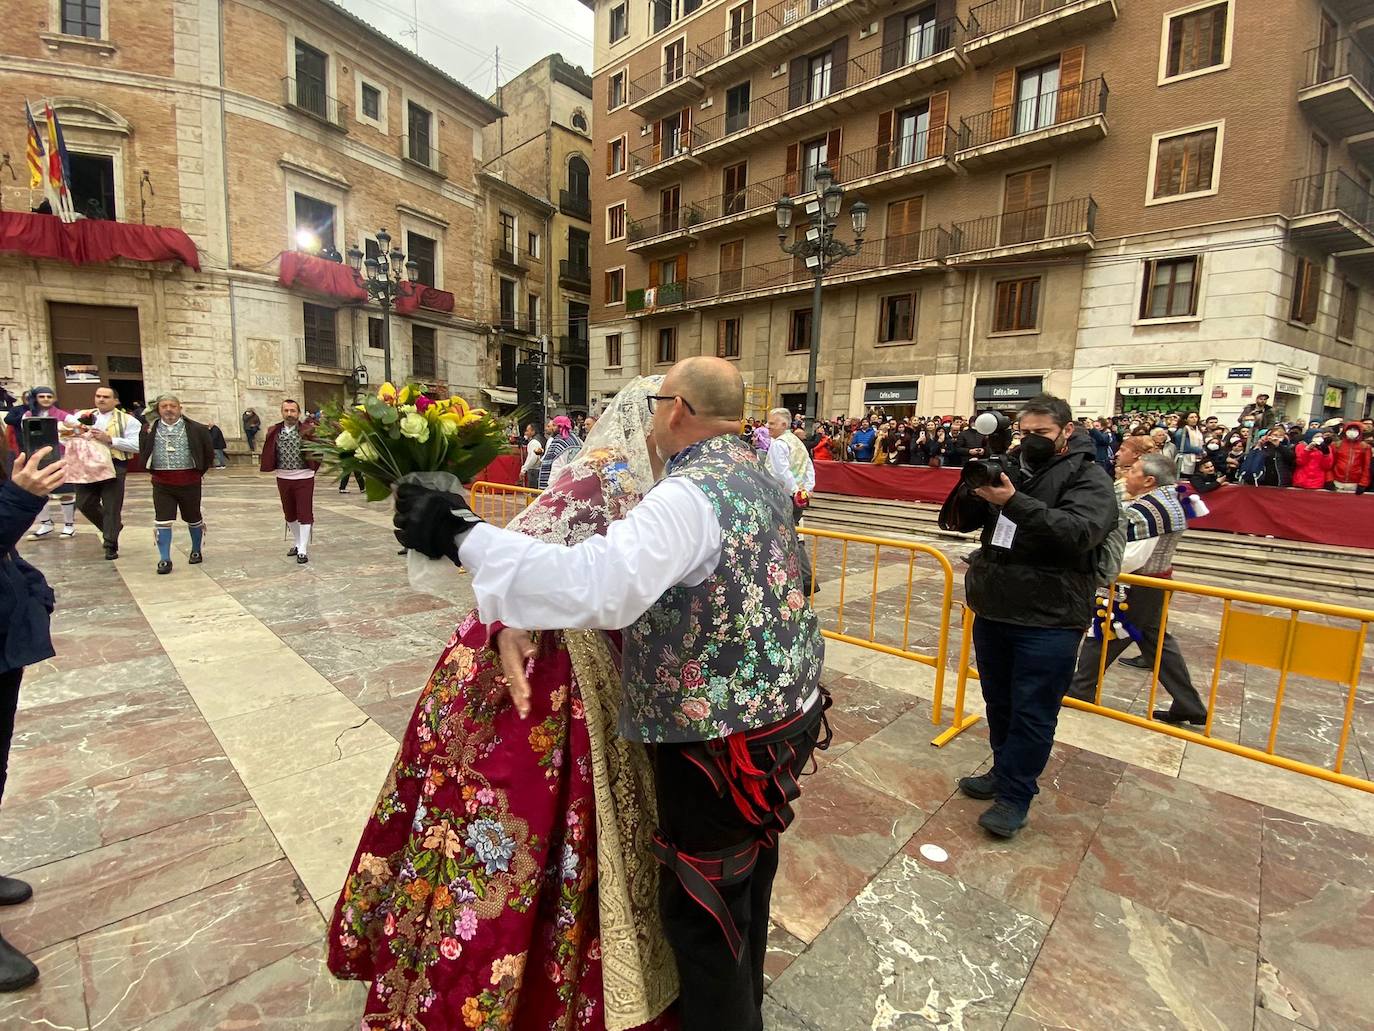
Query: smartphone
21 417 61 470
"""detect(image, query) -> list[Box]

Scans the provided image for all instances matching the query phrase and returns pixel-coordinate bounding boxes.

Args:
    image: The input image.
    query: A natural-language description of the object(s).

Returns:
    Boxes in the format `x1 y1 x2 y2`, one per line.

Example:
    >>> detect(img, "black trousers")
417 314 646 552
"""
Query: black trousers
152 481 203 523
653 716 821 1031
0 668 23 807
75 463 127 546
792 502 816 591
1070 584 1207 717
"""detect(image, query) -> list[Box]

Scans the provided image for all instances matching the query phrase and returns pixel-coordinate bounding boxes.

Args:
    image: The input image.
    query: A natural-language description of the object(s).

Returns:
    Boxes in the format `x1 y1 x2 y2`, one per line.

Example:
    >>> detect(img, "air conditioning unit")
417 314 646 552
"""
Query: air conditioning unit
859 20 878 39
771 63 787 78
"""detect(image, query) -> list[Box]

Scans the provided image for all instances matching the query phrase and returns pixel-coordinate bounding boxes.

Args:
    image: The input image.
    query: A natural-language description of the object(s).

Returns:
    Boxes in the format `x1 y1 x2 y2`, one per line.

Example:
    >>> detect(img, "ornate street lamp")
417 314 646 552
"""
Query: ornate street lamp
348 227 419 384
776 165 868 432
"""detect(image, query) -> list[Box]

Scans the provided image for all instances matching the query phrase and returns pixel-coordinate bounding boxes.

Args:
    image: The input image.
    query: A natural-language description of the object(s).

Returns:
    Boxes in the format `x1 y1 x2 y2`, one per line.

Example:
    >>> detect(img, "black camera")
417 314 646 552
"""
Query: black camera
963 454 1017 490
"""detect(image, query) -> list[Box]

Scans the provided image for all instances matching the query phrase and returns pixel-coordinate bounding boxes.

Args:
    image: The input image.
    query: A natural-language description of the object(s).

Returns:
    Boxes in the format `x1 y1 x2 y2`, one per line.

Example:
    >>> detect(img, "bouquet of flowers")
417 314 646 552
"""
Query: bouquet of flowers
308 381 509 502
309 382 510 593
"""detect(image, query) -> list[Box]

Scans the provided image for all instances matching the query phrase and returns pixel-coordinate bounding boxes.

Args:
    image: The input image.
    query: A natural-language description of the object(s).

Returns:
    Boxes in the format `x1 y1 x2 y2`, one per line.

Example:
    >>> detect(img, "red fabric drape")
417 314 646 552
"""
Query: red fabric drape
814 463 1374 550
0 211 199 270
278 251 368 302
394 280 456 314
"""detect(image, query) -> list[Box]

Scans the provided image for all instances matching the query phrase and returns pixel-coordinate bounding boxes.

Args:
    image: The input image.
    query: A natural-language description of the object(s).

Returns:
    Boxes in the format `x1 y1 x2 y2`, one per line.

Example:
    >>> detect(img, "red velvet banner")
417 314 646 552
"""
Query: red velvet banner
394 281 456 315
278 251 368 302
814 462 1374 550
0 211 199 270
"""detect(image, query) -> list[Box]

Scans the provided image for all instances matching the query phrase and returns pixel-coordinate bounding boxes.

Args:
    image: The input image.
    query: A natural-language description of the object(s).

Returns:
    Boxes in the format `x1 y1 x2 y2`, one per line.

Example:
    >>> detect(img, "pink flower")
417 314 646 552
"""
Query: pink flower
440 937 461 961
384 912 397 937
456 906 479 940
416 394 434 412
681 697 710 721
546 959 562 984
681 660 705 690
476 787 495 805
786 589 805 611
571 697 585 720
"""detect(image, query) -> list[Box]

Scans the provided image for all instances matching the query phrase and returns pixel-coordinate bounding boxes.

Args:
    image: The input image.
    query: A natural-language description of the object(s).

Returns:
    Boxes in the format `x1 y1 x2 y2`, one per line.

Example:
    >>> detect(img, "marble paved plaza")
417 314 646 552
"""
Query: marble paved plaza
1 470 1372 1029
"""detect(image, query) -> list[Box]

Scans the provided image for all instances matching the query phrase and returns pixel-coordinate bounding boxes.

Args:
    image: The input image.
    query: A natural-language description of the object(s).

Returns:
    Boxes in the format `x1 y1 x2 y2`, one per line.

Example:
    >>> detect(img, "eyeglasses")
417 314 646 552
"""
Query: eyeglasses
646 394 696 415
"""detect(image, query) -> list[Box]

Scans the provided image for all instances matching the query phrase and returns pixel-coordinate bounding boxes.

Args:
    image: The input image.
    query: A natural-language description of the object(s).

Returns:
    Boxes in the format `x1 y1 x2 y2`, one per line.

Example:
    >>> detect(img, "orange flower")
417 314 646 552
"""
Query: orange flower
407 879 432 903
432 884 453 910
462 997 485 1028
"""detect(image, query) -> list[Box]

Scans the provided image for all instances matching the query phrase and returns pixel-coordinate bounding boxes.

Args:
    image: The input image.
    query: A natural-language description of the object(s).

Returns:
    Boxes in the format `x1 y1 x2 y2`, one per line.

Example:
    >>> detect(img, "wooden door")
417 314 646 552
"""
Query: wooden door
1318 13 1338 80
886 197 924 263
723 162 748 214
47 302 143 413
1001 166 1050 245
719 239 744 293
661 185 681 232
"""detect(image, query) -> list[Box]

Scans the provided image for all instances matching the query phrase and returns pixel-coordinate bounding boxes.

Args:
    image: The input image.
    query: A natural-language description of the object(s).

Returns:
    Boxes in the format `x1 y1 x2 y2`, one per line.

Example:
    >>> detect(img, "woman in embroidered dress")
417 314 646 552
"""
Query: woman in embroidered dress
329 377 677 1031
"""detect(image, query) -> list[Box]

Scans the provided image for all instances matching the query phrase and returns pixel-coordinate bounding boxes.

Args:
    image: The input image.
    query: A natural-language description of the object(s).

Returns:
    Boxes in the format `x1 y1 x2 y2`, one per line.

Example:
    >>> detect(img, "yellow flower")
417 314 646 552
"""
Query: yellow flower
462 997 485 1029
335 430 359 451
399 412 430 442
448 397 470 420
398 384 416 404
378 382 398 403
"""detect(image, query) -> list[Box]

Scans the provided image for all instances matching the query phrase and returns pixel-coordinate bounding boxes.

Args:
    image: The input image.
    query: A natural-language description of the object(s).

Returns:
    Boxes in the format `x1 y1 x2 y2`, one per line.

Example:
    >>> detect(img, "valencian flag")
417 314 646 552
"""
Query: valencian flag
24 99 45 190
43 101 76 222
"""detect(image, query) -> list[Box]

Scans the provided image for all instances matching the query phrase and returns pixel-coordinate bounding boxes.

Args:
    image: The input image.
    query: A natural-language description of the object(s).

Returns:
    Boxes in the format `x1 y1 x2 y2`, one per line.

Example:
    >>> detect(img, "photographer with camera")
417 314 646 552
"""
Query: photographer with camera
939 396 1117 839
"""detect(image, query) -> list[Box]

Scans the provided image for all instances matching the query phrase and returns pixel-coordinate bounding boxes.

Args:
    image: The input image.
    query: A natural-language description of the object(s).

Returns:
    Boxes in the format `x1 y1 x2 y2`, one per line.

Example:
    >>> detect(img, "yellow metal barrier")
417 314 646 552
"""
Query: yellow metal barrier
469 480 540 525
798 527 956 726
933 573 1374 794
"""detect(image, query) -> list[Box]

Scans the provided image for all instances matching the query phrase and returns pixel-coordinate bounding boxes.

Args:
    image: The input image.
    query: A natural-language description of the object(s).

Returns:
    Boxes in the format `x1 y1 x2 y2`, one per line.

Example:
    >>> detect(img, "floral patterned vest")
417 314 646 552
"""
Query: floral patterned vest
620 433 825 743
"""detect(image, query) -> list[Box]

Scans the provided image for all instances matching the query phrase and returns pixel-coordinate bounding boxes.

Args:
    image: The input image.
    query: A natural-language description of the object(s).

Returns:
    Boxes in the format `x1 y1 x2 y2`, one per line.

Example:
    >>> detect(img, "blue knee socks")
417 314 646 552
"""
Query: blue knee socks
189 522 204 553
155 526 172 562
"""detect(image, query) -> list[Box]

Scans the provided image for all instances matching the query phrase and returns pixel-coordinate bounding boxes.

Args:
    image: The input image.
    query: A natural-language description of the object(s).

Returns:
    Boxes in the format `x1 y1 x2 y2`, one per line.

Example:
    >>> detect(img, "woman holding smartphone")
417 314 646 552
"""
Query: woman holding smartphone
0 444 63 990
18 387 75 540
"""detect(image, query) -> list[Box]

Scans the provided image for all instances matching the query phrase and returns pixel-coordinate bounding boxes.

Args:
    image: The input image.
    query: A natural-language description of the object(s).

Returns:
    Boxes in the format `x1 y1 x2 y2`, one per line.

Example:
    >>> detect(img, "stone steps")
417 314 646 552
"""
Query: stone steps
806 493 1374 604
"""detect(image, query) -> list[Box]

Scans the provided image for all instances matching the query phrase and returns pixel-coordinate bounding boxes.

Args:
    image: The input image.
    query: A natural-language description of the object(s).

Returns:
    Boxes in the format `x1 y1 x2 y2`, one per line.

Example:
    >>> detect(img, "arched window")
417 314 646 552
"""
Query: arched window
571 111 588 132
567 155 590 201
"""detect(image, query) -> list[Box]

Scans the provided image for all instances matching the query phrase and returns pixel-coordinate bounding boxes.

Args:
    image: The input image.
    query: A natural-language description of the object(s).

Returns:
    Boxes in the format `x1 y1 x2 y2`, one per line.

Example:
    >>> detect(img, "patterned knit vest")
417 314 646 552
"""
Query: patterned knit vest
276 425 306 471
1127 486 1189 577
620 434 825 744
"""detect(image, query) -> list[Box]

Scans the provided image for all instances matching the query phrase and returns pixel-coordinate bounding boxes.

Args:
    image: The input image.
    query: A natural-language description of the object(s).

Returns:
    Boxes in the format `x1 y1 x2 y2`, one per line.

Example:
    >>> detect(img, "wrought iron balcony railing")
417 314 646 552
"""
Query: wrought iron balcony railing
951 196 1096 253
958 77 1108 150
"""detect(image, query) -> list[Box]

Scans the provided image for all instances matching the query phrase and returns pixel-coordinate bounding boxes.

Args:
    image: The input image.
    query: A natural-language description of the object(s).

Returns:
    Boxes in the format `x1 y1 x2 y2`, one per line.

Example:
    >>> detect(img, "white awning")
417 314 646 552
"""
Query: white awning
482 386 518 405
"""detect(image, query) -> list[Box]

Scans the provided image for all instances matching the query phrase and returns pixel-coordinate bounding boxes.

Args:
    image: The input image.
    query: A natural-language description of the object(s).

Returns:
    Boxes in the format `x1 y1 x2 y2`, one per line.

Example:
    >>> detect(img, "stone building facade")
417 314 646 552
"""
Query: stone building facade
584 0 1374 423
0 0 508 443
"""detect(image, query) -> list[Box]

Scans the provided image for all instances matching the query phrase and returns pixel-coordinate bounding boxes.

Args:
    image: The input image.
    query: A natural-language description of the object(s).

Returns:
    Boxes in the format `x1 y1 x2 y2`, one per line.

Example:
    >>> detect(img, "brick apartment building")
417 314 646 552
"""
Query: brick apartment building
0 0 525 442
584 0 1374 423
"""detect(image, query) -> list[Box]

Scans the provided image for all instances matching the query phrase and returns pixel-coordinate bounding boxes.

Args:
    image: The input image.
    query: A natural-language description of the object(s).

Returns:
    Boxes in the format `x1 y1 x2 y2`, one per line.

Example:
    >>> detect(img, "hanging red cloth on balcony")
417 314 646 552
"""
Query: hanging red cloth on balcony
393 280 456 315
278 251 368 302
0 211 200 270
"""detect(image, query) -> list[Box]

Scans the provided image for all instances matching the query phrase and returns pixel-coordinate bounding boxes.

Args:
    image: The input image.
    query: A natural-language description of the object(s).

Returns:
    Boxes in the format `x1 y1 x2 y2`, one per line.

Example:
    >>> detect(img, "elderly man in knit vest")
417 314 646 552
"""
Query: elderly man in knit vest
393 356 828 1031
259 399 320 565
765 406 819 595
1066 452 1208 725
139 395 213 575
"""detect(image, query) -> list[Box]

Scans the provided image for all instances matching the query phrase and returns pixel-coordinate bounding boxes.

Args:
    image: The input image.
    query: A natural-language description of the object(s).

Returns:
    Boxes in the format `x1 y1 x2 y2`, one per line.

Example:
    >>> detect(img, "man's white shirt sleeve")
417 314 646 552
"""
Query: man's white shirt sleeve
800 449 816 492
1119 536 1158 574
766 438 797 494
457 477 721 630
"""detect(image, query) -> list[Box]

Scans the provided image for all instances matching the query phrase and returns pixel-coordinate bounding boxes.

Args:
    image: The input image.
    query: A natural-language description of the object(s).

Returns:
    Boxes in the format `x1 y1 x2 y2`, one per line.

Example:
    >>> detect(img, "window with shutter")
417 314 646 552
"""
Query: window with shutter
729 2 755 52
992 278 1040 332
412 326 436 378
1001 166 1050 245
1338 280 1359 340
1151 125 1220 200
990 69 1015 141
608 136 626 175
657 327 677 364
1290 258 1321 325
1057 45 1084 123
895 102 930 166
607 203 626 241
789 309 812 352
717 318 742 358
606 333 623 368
886 197 924 263
1164 1 1229 80
606 268 624 304
719 239 745 294
878 293 916 343
723 163 749 214
1139 256 1201 319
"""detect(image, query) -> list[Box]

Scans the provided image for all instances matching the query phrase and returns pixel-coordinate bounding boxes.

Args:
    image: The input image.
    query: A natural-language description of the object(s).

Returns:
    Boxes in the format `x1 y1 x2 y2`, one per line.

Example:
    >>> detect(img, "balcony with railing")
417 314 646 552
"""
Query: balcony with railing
282 76 348 131
625 226 952 315
629 49 707 119
964 0 1119 67
950 196 1096 263
626 205 709 252
494 308 537 334
956 76 1108 169
837 123 959 192
1289 171 1374 254
559 189 591 221
627 127 704 187
559 258 592 291
693 0 886 84
493 241 530 274
1300 39 1374 141
559 336 591 363
632 22 964 178
401 135 446 177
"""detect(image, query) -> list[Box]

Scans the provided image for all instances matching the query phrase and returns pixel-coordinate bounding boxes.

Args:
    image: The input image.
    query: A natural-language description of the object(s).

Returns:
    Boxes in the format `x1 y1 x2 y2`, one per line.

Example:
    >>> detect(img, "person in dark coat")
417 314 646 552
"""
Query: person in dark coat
140 395 214 574
241 408 262 456
0 443 64 992
207 421 228 469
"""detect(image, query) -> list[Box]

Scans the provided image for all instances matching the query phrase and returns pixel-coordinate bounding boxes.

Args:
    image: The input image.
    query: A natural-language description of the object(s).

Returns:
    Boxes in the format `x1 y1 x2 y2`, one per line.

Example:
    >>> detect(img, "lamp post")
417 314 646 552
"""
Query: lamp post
775 165 868 433
347 228 418 385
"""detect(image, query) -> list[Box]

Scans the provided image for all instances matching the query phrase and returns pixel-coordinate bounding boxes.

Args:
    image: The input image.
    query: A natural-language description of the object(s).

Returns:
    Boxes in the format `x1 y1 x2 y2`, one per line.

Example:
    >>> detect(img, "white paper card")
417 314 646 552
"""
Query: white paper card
991 513 1017 549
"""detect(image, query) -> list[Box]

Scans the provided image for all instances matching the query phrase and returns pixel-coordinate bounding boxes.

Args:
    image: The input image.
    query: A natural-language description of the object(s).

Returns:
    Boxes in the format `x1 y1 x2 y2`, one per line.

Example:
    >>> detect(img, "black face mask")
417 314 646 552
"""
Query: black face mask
1020 431 1060 469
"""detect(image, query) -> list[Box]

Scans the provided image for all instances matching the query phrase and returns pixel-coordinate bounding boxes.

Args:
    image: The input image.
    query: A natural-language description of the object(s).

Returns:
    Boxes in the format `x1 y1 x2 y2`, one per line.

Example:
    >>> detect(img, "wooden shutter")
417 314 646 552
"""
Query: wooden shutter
1057 45 1085 123
675 253 688 285
652 121 662 162
887 196 923 262
788 56 808 110
681 105 692 136
990 69 1015 141
830 36 849 92
876 111 894 172
881 13 905 73
648 261 660 289
720 239 744 293
1002 166 1050 244
606 139 615 175
826 127 843 175
716 320 728 357
928 91 949 156
784 142 800 194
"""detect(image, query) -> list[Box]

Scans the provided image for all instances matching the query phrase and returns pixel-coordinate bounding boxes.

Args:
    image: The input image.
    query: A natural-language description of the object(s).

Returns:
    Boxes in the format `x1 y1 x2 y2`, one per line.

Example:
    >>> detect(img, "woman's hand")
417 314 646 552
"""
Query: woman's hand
10 450 67 498
494 628 536 719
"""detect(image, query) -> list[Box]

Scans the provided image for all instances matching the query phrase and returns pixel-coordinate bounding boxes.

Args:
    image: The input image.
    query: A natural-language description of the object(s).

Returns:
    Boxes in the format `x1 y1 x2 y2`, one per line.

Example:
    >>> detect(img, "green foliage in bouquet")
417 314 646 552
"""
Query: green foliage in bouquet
307 381 510 501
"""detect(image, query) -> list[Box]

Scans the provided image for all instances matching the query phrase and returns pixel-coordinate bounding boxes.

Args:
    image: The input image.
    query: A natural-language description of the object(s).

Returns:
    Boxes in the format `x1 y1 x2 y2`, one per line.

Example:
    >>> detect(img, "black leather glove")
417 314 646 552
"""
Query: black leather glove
393 483 483 563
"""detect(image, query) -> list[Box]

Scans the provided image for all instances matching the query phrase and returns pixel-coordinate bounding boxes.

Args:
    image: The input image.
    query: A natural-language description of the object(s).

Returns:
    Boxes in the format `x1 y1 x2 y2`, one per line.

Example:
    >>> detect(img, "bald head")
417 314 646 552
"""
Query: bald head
664 355 745 421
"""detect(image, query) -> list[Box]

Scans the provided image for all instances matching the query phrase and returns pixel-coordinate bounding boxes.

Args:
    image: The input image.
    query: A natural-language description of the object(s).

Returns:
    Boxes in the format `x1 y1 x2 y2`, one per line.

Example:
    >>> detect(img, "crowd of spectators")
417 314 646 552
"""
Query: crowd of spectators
744 393 1374 494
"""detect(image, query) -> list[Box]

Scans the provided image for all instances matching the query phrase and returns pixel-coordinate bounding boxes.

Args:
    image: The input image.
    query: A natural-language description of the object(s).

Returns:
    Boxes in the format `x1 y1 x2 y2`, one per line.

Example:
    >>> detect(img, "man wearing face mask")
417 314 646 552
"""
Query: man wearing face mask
948 396 1117 839
1328 421 1371 493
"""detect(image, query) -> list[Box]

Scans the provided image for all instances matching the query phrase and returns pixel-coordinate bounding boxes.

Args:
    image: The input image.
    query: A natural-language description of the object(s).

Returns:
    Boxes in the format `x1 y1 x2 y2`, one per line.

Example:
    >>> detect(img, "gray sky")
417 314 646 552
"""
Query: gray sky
338 0 595 97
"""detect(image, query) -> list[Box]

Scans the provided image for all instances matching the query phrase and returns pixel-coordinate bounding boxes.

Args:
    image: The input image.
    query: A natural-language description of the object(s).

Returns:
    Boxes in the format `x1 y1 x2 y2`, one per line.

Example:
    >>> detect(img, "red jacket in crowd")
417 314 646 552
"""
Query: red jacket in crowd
1294 439 1335 489
1329 421 1372 487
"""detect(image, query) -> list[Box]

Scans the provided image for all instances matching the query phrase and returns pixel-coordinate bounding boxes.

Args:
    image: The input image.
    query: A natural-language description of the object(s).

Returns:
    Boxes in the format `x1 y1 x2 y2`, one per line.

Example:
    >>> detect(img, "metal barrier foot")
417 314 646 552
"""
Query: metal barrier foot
931 712 981 748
